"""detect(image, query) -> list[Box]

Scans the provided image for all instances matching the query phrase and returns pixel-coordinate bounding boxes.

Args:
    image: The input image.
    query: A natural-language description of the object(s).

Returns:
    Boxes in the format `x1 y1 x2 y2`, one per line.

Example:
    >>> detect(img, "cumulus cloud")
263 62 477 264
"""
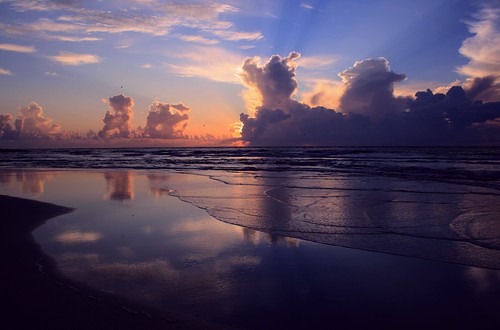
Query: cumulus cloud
0 114 15 138
0 94 200 145
49 52 102 65
142 102 190 139
464 75 500 102
458 5 500 78
15 102 62 138
0 102 62 140
301 79 344 109
454 4 500 104
98 95 134 138
239 51 301 109
238 52 500 146
338 58 408 118
95 95 192 140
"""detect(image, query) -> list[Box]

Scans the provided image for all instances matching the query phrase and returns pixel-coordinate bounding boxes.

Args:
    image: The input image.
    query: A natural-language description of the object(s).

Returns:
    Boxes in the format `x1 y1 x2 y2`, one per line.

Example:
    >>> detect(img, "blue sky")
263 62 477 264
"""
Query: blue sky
0 0 498 146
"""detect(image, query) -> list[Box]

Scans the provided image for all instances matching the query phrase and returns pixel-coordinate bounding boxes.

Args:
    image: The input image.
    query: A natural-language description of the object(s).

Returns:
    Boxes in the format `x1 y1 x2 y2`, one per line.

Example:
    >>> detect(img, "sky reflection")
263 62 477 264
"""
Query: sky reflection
1 168 500 328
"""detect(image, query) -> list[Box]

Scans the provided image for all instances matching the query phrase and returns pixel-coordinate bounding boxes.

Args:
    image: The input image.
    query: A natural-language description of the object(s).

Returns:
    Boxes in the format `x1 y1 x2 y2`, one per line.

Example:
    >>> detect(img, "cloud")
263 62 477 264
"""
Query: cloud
301 3 314 10
6 0 82 12
338 58 408 118
239 52 301 109
239 45 256 50
210 29 263 41
463 75 500 102
301 79 344 109
98 95 134 138
44 71 58 76
96 95 191 140
458 5 500 78
296 55 337 69
167 46 244 83
49 52 102 65
142 102 190 138
407 85 500 129
0 102 62 140
1 1 258 46
0 68 14 76
238 52 500 146
0 43 36 53
0 114 15 138
175 34 219 45
28 18 82 33
50 35 102 42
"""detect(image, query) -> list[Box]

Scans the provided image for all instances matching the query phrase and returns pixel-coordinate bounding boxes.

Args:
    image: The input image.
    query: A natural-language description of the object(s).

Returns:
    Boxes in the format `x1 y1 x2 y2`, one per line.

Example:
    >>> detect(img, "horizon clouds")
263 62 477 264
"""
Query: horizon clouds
1 51 499 146
238 52 500 146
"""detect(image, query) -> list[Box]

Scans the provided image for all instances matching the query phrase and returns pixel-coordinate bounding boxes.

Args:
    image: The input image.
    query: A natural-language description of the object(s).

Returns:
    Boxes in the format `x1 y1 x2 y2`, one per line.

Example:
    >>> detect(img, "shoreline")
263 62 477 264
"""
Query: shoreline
1 194 218 330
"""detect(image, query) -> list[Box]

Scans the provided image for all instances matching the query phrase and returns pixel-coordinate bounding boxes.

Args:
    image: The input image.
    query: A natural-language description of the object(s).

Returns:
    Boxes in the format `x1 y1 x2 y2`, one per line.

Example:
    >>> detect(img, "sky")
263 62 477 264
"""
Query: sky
0 0 499 147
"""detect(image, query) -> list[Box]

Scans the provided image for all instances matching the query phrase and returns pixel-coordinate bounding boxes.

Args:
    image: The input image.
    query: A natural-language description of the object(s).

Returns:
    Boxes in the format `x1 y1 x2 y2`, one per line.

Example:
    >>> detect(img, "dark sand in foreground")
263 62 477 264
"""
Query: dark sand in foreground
1 194 217 330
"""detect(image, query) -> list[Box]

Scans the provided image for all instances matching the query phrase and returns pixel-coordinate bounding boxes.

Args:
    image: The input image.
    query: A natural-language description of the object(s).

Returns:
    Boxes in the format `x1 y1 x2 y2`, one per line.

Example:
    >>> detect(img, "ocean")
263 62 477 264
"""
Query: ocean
2 147 500 184
1 146 500 328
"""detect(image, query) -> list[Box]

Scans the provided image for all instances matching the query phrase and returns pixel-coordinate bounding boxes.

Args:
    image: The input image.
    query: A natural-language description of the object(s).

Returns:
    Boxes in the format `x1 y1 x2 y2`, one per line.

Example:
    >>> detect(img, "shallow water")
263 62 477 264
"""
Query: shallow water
1 167 499 328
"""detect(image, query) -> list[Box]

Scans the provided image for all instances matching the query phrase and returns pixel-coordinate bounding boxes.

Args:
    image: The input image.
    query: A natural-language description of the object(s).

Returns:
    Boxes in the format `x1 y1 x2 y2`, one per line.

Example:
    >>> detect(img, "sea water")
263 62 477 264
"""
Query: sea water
1 147 499 327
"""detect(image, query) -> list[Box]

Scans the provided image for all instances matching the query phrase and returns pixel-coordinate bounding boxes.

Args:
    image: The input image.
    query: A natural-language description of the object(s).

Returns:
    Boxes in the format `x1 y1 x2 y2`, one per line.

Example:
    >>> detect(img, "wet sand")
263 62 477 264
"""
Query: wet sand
2 166 500 330
1 194 217 330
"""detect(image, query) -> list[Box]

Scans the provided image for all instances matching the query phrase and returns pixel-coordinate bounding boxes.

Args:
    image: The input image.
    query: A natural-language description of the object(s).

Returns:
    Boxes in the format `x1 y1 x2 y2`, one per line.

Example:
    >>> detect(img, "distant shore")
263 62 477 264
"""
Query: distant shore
0 194 217 330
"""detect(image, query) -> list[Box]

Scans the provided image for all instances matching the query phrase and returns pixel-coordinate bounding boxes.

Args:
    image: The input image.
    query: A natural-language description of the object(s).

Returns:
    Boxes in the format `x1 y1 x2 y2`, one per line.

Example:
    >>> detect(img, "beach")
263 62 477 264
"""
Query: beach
1 148 500 329
1 194 216 329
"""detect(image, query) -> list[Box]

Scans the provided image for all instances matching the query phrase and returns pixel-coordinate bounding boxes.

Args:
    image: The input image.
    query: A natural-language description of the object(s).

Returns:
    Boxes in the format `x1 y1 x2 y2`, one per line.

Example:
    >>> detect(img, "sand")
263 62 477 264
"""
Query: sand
1 194 218 330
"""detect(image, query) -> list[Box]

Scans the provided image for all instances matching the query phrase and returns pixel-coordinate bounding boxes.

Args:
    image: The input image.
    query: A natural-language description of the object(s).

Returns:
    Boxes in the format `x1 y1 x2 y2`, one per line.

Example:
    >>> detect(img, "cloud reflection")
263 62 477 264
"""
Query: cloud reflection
56 231 102 244
0 169 55 196
104 171 134 201
147 173 172 198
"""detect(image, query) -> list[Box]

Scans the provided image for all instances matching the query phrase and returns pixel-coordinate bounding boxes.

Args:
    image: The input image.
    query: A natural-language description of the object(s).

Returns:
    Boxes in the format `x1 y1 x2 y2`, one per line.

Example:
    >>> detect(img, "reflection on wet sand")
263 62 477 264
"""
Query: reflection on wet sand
147 173 172 197
1 169 499 328
242 227 299 246
104 171 134 201
56 231 102 244
2 167 498 270
166 172 500 270
0 169 55 196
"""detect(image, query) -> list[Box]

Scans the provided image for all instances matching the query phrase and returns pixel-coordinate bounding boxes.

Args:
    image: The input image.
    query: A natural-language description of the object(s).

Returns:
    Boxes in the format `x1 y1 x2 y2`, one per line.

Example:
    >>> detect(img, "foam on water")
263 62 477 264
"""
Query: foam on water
2 147 500 269
165 170 500 269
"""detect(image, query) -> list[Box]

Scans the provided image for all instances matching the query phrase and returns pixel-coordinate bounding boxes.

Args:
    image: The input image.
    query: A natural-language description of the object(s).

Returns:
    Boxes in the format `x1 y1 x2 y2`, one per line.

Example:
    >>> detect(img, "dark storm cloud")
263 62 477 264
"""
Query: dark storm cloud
465 76 500 103
238 53 500 146
142 102 190 139
98 94 134 138
408 86 500 129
